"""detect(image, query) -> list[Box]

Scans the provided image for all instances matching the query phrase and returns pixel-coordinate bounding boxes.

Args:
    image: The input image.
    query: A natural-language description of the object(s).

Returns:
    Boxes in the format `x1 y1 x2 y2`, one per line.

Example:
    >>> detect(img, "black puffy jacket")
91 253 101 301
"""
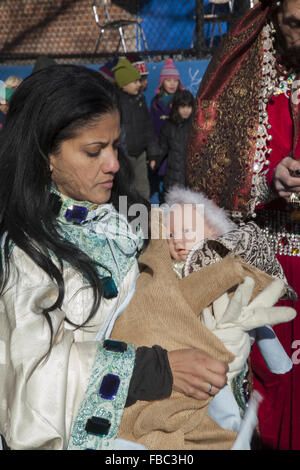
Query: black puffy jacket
118 90 160 160
158 117 192 191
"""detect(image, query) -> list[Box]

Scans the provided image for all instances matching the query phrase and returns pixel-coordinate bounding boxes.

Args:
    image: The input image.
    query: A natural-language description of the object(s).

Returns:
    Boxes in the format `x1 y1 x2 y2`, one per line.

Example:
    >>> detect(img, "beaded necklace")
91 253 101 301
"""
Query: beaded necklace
273 69 296 98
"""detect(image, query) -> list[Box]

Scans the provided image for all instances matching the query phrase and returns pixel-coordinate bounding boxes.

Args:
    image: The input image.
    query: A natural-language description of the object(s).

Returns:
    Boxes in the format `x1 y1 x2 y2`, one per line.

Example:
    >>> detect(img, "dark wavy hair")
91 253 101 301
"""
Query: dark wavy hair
0 64 148 349
168 89 195 125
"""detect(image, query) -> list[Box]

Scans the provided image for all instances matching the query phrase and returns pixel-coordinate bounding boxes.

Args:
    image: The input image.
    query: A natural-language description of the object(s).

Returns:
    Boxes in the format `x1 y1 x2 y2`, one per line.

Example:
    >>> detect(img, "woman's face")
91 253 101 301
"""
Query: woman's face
163 78 179 94
50 110 121 204
178 105 193 120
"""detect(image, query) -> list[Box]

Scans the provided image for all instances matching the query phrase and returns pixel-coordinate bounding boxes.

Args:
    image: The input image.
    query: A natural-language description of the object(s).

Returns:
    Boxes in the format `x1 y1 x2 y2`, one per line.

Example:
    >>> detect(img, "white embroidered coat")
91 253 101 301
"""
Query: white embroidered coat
0 198 140 450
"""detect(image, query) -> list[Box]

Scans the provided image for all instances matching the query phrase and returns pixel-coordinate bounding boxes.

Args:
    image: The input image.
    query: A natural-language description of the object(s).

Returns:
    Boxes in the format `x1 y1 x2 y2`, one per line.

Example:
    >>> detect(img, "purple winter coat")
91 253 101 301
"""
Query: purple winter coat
150 96 172 176
150 96 172 137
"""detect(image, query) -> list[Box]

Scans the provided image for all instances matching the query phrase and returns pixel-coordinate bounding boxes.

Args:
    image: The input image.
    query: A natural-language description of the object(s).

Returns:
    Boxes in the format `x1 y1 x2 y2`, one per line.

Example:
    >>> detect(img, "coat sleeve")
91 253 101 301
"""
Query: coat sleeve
140 96 161 161
0 248 135 450
155 121 171 167
125 345 172 407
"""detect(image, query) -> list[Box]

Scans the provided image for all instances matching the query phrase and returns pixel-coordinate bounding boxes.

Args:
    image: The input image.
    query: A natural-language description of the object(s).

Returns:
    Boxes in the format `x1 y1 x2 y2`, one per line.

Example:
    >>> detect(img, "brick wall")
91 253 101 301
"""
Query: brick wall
0 0 138 62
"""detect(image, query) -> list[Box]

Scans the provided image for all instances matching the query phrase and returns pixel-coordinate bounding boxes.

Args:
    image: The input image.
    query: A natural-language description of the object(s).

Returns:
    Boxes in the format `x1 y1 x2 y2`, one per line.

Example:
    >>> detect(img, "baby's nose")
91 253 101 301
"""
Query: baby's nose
173 238 185 249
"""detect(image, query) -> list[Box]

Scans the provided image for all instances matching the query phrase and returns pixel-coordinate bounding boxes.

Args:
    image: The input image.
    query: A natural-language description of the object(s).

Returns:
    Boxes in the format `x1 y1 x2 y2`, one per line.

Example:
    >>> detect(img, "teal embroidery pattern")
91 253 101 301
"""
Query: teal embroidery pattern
232 362 249 417
52 188 144 287
68 341 136 450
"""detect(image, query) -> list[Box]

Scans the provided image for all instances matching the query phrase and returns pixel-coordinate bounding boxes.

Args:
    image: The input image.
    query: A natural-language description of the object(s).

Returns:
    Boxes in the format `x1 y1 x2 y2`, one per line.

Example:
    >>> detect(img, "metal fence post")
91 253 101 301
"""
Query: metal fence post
194 0 205 59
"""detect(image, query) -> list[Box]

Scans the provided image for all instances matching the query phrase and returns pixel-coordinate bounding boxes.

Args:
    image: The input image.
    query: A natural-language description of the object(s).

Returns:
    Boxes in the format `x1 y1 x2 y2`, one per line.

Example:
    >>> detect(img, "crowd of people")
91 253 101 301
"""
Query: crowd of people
99 54 194 204
0 0 299 452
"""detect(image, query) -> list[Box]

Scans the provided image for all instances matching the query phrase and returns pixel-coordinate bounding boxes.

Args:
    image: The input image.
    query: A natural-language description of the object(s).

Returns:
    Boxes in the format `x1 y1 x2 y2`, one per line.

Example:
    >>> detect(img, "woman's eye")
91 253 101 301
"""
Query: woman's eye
86 150 100 158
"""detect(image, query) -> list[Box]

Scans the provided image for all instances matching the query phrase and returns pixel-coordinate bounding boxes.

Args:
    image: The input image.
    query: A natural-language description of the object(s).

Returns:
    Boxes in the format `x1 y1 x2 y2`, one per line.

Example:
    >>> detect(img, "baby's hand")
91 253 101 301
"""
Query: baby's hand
201 277 296 383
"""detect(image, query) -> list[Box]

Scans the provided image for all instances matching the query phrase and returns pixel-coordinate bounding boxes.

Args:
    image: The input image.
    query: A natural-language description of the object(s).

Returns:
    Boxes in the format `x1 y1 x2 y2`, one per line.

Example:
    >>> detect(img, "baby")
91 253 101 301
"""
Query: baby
165 186 296 384
111 186 296 450
163 185 236 276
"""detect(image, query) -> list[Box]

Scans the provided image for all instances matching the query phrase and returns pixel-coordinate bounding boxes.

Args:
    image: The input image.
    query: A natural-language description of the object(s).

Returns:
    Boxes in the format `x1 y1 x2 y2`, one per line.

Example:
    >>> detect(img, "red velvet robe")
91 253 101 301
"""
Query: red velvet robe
251 92 300 450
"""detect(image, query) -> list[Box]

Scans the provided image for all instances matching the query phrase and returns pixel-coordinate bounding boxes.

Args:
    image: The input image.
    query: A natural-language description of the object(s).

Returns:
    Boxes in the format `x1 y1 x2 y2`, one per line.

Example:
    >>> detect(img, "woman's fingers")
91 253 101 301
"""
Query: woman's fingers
167 349 228 400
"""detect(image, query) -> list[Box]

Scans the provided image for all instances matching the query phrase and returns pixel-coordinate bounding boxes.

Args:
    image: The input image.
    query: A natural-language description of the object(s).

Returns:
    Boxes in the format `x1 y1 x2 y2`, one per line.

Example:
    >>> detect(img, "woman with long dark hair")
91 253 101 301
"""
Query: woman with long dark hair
0 65 228 450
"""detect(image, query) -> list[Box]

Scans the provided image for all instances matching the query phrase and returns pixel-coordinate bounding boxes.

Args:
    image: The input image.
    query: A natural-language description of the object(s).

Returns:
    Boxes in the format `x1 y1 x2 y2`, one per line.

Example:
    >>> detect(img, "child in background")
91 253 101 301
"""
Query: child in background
150 59 184 136
135 60 149 93
149 59 184 203
113 58 160 201
127 54 149 93
98 58 118 84
4 75 22 91
150 89 195 195
97 59 131 159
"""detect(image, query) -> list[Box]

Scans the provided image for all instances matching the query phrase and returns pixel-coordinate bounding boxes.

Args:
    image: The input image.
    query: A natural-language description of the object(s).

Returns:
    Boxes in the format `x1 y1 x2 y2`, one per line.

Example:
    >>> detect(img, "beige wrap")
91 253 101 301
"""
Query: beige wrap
112 235 274 450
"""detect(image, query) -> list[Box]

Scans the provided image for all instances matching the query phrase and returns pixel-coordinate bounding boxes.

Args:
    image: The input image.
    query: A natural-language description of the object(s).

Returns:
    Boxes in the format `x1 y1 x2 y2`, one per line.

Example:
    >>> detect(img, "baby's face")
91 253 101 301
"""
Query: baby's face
167 205 219 261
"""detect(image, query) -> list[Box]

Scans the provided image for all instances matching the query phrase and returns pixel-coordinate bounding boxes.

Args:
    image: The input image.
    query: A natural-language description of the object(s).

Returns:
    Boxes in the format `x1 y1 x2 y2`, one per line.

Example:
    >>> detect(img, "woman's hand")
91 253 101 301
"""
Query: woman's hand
167 349 228 400
272 157 300 201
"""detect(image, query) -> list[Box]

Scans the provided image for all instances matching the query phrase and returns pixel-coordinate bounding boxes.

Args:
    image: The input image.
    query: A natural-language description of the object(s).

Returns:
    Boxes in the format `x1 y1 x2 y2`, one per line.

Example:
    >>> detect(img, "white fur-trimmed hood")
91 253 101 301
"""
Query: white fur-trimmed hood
163 185 237 236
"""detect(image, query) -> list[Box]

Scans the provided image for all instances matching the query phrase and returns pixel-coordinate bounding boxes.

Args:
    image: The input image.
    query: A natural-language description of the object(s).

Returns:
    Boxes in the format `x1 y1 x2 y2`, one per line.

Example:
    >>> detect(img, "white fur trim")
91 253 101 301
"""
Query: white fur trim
163 185 237 236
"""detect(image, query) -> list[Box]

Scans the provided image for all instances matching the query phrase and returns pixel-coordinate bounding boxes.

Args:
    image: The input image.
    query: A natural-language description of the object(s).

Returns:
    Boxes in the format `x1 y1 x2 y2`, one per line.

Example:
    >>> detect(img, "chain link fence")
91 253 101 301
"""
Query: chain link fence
94 0 252 60
135 0 250 59
0 0 253 64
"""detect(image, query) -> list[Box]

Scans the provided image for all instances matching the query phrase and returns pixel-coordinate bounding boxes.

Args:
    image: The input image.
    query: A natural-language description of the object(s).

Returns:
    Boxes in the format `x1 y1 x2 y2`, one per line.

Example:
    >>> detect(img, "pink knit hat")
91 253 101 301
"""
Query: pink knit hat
155 59 184 94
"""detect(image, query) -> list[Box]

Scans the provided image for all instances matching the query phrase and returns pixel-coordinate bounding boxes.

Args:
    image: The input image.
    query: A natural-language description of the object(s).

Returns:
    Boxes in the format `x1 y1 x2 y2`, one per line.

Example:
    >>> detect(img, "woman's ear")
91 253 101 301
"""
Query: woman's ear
49 154 55 173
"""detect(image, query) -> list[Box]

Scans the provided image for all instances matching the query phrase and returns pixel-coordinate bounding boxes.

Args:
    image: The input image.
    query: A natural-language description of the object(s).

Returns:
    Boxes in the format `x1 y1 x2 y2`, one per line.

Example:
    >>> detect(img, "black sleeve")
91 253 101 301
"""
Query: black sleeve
140 96 162 161
158 122 171 161
125 345 173 407
119 125 128 158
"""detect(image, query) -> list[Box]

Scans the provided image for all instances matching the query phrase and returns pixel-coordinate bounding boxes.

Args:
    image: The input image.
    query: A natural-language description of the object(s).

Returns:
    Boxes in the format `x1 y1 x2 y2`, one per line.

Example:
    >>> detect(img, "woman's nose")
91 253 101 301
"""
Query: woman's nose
103 148 120 174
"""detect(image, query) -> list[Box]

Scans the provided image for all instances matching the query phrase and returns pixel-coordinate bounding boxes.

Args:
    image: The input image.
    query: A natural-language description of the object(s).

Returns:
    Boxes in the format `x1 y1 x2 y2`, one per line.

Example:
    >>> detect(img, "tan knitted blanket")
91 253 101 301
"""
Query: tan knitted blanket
111 232 274 450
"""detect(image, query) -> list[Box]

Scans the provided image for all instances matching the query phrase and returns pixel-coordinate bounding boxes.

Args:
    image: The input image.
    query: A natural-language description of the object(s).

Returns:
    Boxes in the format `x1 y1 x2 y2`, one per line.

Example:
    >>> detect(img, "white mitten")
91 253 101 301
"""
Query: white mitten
202 277 296 385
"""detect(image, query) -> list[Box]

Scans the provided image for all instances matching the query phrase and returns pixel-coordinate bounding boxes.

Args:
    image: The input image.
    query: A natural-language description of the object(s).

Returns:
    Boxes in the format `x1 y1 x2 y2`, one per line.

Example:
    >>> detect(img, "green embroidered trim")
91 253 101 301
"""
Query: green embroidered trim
50 187 144 287
68 341 136 450
231 362 249 417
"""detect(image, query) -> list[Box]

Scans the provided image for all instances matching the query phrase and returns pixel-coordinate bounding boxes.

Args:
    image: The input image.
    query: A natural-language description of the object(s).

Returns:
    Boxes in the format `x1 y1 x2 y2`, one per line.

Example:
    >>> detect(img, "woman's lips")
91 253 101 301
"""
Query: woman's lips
99 180 114 189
